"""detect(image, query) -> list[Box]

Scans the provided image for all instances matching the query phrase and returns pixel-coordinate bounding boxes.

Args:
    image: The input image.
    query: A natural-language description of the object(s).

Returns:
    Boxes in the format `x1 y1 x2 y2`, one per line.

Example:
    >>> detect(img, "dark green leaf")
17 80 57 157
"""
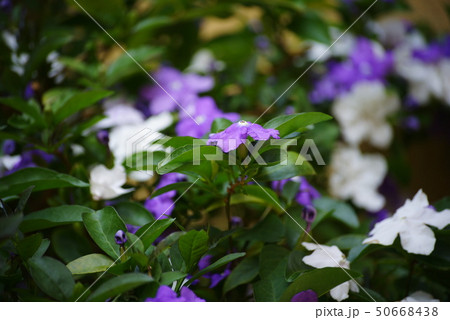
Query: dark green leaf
82 207 127 259
87 273 153 302
135 218 175 250
28 256 75 301
280 268 362 301
314 197 359 229
263 112 332 137
256 152 315 181
178 230 209 272
223 256 259 294
115 202 154 227
211 118 233 133
21 205 94 233
0 167 89 198
0 214 23 239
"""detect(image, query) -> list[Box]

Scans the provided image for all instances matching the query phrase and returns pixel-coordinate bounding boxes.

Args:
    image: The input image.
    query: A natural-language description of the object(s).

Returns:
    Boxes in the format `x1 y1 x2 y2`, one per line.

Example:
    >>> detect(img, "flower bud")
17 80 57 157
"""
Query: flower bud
302 205 317 224
114 230 127 245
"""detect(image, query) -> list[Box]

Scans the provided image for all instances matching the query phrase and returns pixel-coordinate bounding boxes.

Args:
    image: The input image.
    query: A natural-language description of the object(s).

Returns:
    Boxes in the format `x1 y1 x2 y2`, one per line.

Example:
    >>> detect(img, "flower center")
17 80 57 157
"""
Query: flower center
238 120 249 127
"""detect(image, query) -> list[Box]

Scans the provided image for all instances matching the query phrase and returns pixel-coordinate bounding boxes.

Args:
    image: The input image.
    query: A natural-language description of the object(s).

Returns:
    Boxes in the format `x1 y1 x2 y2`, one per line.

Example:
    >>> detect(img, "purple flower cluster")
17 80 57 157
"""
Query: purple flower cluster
3 148 54 176
145 173 184 219
310 38 393 103
208 120 280 153
176 96 239 138
140 66 214 115
197 254 231 288
145 285 205 302
412 37 450 64
272 177 320 207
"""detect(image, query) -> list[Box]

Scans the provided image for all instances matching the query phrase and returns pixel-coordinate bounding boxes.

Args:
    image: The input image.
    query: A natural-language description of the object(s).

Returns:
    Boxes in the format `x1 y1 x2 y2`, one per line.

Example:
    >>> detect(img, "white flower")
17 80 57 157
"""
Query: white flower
329 145 387 212
401 291 439 302
89 164 133 200
108 112 173 166
186 49 225 73
332 81 399 149
0 155 21 175
302 242 359 301
363 189 450 255
94 98 144 130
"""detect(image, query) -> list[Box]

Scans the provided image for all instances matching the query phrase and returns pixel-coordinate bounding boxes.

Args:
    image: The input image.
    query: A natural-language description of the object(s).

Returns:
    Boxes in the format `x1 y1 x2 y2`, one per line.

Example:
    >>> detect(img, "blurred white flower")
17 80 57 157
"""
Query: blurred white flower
302 242 359 301
186 49 225 73
332 81 399 149
363 189 450 255
329 145 386 212
95 98 144 130
368 19 411 48
46 51 64 84
307 29 355 61
108 112 173 166
89 164 133 200
401 291 439 302
0 155 21 175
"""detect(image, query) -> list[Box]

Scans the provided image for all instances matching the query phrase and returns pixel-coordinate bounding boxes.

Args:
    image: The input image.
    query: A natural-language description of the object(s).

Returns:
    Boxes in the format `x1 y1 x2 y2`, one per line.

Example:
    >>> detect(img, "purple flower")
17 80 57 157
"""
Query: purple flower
369 209 389 230
412 43 442 64
126 224 140 234
310 37 393 103
302 205 317 224
24 83 34 100
144 173 184 219
0 0 12 13
208 120 280 153
197 255 232 288
272 177 320 207
231 216 243 228
96 130 109 145
140 66 214 115
5 149 54 175
296 177 321 206
402 115 420 131
175 96 239 138
145 285 205 302
198 254 213 270
2 140 15 155
291 290 318 302
114 230 127 245
255 35 270 51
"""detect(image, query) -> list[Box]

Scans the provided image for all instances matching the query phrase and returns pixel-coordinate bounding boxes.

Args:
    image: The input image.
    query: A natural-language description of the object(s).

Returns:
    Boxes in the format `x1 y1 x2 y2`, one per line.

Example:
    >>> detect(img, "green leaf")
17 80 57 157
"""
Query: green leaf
105 46 164 86
285 250 311 282
20 205 94 233
186 252 246 286
14 186 34 215
178 230 209 273
237 214 285 243
0 167 89 198
82 207 127 259
160 271 187 286
156 145 219 174
33 239 50 258
314 197 360 229
296 11 331 44
223 256 259 294
28 256 75 301
259 245 290 280
51 226 92 263
135 219 175 250
16 233 43 260
211 118 233 133
0 97 45 127
132 16 172 33
87 273 153 302
67 254 115 275
53 89 113 123
280 267 362 301
256 151 315 181
253 278 289 302
114 202 154 227
327 234 367 250
263 112 332 137
0 214 23 239
151 182 196 198
126 151 167 171
227 184 282 213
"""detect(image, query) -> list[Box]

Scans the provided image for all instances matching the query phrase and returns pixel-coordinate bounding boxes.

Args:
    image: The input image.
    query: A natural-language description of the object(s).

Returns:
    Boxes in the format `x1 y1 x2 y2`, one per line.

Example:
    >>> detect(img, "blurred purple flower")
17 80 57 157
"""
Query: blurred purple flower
2 139 15 155
402 115 420 131
197 254 232 288
208 120 280 153
175 96 239 138
6 149 54 175
310 37 393 103
0 0 12 13
140 66 214 115
231 216 243 228
145 285 205 302
255 35 270 51
144 173 184 219
412 43 442 63
96 130 109 145
126 224 140 234
302 205 317 225
24 83 34 100
291 290 318 302
369 209 390 230
198 254 213 270
114 230 127 245
296 177 321 206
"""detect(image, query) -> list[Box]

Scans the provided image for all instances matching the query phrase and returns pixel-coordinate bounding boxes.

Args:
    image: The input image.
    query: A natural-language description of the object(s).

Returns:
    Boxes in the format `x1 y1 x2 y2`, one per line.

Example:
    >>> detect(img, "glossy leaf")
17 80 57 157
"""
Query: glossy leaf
178 230 209 273
67 254 115 275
